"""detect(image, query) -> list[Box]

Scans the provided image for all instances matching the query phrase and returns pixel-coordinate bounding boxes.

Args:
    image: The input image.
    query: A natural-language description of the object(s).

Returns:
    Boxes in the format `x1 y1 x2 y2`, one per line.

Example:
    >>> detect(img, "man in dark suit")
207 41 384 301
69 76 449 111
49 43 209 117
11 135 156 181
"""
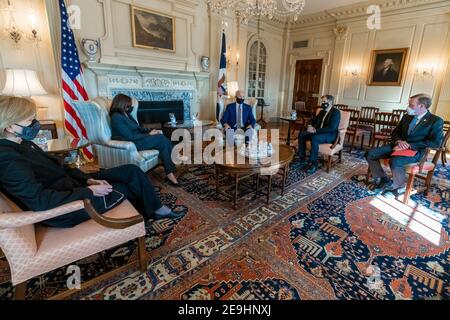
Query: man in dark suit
220 90 256 131
297 95 341 174
365 94 444 196
373 58 399 82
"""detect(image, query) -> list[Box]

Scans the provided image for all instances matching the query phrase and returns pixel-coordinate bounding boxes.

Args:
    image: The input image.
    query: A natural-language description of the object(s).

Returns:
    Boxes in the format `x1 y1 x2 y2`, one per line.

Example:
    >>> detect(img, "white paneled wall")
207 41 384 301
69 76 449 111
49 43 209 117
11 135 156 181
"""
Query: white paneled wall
1 0 449 129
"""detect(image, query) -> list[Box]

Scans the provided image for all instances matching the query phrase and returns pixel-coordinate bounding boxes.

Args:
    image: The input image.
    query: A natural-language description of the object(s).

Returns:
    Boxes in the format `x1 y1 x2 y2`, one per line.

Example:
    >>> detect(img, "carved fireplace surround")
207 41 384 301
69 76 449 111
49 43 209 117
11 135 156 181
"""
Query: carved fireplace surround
84 62 209 121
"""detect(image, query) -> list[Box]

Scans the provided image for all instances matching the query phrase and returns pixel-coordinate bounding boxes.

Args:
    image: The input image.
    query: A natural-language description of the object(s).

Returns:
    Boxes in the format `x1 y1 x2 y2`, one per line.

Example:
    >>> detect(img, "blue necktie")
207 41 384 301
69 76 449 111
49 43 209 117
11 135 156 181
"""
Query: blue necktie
408 116 418 135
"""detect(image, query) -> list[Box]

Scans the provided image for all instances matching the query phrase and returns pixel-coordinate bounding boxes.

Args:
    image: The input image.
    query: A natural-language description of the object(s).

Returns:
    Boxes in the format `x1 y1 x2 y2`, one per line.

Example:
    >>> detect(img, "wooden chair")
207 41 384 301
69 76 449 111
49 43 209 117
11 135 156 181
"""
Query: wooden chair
392 109 406 122
342 108 360 153
441 121 450 165
357 106 379 149
0 194 148 300
371 112 400 148
334 104 349 110
314 106 322 116
403 124 450 203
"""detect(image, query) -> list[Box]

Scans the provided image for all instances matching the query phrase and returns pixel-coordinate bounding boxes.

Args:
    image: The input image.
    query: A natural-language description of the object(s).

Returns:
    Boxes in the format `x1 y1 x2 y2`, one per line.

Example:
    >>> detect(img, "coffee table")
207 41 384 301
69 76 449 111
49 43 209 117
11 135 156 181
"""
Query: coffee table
214 144 295 209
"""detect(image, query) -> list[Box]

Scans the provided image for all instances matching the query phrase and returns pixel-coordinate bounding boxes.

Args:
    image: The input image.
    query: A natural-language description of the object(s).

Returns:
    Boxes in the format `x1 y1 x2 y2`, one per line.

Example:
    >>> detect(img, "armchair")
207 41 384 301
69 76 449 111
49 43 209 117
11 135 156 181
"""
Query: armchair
72 98 160 172
0 192 147 299
219 97 261 131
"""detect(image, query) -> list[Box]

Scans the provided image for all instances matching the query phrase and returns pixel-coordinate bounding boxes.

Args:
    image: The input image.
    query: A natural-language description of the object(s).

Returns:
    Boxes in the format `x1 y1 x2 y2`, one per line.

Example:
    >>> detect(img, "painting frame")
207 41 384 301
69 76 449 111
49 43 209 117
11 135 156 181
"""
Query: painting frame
367 48 409 86
131 5 176 52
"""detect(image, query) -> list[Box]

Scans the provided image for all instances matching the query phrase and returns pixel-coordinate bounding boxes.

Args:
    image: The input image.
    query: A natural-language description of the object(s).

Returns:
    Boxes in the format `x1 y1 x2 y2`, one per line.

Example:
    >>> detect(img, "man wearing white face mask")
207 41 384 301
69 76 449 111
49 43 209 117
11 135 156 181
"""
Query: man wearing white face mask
365 94 444 196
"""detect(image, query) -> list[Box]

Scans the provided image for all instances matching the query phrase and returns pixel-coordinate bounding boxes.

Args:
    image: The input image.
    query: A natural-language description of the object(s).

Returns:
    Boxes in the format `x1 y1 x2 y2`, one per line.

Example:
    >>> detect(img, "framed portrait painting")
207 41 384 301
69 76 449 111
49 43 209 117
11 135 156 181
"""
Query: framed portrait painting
367 48 409 86
131 5 175 52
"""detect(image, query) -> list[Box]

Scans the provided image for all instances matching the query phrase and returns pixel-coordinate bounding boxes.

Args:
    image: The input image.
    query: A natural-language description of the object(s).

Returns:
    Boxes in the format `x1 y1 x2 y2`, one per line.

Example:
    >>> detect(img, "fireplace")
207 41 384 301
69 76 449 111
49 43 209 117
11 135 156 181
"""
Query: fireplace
85 63 209 130
109 89 193 127
137 100 184 127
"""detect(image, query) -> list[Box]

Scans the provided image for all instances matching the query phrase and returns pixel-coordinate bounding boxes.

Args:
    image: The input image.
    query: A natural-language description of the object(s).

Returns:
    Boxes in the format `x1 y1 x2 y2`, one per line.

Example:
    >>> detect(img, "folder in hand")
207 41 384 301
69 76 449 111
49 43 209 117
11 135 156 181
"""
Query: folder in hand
391 149 417 157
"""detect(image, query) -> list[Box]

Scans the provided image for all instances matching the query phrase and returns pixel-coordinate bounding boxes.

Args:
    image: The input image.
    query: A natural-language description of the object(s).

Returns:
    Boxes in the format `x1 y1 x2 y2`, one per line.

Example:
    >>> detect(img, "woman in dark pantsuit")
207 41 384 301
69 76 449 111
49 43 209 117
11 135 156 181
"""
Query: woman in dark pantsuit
0 96 181 228
109 94 179 186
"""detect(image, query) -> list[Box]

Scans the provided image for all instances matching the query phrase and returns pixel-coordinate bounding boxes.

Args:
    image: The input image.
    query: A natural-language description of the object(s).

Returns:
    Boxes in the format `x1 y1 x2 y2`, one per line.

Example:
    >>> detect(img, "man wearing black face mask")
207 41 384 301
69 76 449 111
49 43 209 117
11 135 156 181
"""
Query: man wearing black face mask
220 90 256 132
297 95 341 174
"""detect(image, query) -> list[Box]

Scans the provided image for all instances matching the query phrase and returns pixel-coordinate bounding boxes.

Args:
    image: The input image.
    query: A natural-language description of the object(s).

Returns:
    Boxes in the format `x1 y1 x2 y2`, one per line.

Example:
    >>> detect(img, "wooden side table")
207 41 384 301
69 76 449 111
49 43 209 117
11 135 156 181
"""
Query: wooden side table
257 103 270 127
279 117 299 146
40 120 58 139
45 137 91 168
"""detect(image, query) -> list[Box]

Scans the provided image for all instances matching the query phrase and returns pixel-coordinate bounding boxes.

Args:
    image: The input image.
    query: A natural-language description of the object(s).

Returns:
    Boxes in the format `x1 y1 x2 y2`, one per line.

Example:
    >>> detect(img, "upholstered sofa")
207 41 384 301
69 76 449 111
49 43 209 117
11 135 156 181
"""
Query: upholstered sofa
72 97 160 172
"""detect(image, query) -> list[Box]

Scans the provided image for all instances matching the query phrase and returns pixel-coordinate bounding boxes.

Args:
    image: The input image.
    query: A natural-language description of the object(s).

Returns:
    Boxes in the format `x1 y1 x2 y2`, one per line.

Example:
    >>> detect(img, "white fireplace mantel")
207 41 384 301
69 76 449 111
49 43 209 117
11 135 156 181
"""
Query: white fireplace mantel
83 62 210 118
84 62 210 97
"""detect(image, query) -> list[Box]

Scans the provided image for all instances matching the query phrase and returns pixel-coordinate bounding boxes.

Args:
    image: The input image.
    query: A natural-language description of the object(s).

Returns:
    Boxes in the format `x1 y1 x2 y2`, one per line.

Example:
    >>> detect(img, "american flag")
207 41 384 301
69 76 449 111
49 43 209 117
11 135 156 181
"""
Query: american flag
59 0 93 160
217 32 227 96
216 32 227 121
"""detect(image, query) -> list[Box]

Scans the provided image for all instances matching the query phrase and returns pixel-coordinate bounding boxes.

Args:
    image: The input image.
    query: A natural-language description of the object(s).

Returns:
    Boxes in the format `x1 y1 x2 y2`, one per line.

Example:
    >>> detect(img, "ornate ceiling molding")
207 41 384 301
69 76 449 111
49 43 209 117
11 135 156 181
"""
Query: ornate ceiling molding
288 11 336 26
288 0 448 28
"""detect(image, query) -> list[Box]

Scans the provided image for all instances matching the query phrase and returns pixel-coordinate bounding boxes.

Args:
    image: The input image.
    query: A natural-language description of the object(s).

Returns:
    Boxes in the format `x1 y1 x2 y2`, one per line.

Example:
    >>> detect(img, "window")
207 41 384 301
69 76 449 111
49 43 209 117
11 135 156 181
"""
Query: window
247 40 266 99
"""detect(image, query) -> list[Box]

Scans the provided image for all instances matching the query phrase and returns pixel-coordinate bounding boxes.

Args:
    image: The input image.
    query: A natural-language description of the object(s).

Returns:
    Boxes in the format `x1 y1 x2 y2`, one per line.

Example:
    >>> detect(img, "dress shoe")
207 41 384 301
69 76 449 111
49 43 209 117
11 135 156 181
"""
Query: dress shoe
369 177 392 192
382 186 406 197
154 210 184 220
165 177 180 187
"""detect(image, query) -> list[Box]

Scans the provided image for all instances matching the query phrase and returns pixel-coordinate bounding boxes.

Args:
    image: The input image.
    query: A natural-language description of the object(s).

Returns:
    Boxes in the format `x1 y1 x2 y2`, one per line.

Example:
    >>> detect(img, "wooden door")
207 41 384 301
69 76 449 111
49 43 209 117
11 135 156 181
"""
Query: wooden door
292 59 323 109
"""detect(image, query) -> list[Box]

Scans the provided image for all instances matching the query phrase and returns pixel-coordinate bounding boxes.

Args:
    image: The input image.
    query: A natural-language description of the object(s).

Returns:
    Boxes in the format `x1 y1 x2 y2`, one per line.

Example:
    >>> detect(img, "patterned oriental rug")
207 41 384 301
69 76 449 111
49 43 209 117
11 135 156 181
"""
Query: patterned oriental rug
0 151 448 300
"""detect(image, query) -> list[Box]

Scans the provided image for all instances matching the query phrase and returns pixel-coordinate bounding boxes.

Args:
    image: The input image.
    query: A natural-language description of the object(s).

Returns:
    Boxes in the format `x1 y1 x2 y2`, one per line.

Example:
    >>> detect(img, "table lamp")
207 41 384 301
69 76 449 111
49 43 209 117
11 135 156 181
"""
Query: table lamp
1 69 48 118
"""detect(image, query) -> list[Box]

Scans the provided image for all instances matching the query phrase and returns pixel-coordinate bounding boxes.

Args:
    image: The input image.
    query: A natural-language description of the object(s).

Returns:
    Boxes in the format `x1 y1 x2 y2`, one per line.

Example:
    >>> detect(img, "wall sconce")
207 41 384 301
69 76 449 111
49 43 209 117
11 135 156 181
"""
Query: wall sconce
226 47 240 69
345 65 360 78
415 64 435 79
2 2 41 46
226 45 232 67
4 3 23 46
27 13 41 42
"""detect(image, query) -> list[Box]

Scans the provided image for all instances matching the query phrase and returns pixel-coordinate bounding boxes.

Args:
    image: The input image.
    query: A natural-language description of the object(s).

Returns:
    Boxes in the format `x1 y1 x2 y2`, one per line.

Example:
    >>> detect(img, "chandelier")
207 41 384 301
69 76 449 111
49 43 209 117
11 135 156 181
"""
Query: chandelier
206 0 306 23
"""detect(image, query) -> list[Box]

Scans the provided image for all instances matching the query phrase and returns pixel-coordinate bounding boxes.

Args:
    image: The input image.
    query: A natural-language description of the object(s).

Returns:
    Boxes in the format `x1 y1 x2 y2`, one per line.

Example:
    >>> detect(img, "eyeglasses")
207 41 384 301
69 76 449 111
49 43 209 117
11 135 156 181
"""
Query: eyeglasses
103 190 125 210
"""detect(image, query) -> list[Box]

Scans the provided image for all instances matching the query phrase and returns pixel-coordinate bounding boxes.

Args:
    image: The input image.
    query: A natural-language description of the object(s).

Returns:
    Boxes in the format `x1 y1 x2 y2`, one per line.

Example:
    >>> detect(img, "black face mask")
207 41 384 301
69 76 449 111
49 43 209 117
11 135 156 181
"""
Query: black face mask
236 98 245 105
14 119 41 141
125 106 134 114
321 102 330 109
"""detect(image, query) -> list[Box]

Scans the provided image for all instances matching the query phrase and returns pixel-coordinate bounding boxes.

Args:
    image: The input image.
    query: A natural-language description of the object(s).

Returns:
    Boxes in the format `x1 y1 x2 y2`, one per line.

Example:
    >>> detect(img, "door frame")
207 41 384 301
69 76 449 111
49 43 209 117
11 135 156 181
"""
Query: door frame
286 51 331 115
291 58 323 109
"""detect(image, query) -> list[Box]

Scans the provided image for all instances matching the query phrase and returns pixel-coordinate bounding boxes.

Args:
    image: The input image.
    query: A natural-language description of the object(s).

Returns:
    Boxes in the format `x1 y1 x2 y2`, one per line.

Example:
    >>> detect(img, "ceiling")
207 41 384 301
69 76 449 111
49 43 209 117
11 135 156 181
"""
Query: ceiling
277 0 366 15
